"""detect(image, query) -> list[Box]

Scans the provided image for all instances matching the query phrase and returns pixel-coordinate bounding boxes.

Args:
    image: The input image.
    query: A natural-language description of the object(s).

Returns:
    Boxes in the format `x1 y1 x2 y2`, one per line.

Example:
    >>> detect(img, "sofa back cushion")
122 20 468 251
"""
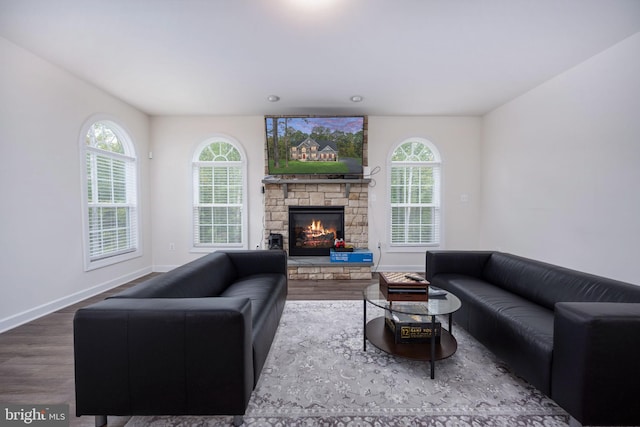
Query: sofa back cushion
482 252 640 310
111 252 238 299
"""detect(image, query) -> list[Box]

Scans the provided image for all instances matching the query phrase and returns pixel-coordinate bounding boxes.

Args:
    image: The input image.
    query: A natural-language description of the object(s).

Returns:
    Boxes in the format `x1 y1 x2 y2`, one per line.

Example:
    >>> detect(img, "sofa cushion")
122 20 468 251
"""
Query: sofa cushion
429 273 494 331
482 252 640 310
221 273 288 384
439 275 553 347
431 272 554 394
486 300 554 394
110 252 238 299
221 274 287 327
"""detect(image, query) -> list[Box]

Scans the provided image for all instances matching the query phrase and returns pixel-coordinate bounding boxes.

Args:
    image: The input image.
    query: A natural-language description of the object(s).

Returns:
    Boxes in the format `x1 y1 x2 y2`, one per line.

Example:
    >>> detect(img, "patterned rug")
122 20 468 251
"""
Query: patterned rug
127 300 569 426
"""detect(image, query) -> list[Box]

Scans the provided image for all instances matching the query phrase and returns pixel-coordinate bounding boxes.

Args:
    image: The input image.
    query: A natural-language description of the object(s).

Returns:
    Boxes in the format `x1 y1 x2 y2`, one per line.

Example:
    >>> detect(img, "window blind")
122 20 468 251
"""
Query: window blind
389 139 441 246
192 139 244 247
86 149 138 260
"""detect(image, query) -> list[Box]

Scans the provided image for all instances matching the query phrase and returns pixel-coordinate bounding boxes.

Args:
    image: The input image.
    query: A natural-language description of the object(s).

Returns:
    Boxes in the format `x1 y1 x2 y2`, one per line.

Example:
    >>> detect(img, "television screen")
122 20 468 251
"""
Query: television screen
265 115 365 176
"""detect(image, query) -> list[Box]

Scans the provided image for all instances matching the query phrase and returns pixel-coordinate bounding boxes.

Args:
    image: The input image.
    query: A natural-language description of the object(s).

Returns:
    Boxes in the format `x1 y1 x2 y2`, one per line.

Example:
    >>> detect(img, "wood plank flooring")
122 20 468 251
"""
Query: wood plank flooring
0 274 374 427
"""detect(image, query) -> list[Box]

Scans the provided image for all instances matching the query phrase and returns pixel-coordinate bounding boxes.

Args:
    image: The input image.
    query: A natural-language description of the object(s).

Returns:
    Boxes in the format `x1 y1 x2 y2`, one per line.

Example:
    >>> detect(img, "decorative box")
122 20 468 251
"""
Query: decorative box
329 248 373 263
379 272 429 301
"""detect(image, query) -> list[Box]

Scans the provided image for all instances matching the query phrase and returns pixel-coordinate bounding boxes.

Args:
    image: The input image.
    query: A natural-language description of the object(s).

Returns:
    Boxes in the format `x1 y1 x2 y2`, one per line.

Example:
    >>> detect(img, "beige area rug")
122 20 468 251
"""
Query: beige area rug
126 300 569 426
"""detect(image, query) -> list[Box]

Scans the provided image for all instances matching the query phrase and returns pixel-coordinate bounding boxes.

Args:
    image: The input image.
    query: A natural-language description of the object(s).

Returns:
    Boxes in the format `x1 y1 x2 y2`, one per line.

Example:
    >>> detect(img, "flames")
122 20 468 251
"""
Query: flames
305 219 336 239
292 216 340 249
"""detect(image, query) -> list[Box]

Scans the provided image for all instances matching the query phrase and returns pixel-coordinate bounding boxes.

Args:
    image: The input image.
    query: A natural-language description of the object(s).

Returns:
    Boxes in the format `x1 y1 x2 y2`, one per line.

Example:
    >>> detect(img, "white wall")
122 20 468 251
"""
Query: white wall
149 115 483 272
480 32 640 284
0 37 152 331
368 116 483 272
149 116 266 270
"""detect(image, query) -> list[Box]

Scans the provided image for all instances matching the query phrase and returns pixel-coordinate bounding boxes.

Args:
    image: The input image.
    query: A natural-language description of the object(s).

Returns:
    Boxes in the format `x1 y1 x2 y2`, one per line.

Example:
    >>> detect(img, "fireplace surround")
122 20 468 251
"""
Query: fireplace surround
261 178 371 279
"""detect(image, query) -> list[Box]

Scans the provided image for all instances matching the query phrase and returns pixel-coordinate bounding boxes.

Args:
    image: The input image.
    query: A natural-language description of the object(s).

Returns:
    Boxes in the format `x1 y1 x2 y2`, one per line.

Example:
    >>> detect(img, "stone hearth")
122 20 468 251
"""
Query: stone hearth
262 178 371 280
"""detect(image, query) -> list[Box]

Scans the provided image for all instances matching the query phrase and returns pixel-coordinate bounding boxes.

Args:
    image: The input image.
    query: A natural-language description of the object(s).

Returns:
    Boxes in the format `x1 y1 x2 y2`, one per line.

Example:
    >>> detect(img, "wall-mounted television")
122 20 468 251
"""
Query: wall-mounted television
265 115 366 176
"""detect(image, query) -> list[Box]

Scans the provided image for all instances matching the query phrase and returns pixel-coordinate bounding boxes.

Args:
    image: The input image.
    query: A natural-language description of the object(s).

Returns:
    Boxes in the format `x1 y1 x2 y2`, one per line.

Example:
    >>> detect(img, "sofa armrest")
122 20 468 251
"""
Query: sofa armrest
552 302 640 426
425 251 493 281
226 249 287 278
74 297 253 417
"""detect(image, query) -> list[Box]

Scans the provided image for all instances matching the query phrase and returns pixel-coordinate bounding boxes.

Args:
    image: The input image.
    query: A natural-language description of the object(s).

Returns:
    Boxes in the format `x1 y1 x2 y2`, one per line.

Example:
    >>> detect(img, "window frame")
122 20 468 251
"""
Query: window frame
191 135 248 252
80 116 141 271
387 137 442 250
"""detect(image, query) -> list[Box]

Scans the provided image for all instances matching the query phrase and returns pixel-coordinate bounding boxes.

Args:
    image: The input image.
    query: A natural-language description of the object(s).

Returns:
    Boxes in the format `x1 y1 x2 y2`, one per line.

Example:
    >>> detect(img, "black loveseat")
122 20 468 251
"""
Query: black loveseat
426 251 640 427
74 250 287 426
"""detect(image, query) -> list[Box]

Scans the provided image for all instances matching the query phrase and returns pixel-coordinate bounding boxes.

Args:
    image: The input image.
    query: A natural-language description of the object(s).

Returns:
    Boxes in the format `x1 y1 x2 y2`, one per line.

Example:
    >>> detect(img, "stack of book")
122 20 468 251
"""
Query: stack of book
379 272 429 301
384 303 442 344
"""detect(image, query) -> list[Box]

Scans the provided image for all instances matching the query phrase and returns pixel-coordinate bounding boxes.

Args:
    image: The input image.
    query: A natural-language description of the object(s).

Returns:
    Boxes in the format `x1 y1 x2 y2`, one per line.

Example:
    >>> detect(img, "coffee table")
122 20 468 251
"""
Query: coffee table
363 283 462 379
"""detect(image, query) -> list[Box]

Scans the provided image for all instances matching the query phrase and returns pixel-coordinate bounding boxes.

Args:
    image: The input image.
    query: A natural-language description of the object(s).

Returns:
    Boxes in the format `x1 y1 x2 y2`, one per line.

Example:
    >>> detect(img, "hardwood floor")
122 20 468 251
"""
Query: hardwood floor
287 277 373 300
0 275 373 427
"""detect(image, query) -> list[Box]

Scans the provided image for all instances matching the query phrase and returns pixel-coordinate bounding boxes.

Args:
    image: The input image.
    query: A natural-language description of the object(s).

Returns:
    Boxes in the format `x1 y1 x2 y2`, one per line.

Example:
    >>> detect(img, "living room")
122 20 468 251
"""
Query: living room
2 0 639 332
1 1 640 425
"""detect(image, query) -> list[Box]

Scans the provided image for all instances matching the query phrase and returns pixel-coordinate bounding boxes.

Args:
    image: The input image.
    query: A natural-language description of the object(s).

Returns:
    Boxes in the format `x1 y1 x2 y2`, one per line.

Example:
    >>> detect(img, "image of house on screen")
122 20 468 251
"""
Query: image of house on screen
290 137 338 162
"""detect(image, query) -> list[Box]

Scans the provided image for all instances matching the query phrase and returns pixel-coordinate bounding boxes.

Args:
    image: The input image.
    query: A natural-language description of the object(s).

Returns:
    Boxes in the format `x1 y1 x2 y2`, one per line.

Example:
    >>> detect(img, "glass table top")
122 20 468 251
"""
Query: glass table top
363 282 461 317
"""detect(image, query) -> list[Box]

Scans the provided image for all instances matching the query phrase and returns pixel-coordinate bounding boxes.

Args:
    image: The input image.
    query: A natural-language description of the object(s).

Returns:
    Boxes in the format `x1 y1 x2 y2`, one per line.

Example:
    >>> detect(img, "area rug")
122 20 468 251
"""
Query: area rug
127 300 569 426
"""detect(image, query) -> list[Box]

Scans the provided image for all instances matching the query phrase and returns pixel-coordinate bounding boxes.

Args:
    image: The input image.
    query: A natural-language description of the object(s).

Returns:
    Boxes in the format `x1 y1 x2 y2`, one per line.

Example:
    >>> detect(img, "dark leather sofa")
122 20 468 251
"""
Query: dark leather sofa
74 250 287 427
426 250 640 427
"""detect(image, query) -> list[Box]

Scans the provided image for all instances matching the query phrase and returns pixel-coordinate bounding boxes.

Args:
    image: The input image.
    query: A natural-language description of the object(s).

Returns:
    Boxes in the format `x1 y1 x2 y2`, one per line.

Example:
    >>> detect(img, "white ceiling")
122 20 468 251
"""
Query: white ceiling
1 0 640 116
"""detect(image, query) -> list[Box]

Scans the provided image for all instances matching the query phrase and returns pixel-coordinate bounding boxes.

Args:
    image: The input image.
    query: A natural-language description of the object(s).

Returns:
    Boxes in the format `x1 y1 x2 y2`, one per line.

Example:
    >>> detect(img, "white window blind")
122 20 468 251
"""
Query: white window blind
83 121 138 265
193 139 245 247
389 139 441 246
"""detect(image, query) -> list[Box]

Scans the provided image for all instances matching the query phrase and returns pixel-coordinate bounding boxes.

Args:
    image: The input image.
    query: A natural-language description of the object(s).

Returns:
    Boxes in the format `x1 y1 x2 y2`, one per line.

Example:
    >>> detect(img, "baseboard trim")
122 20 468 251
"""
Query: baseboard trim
152 265 179 273
0 266 152 334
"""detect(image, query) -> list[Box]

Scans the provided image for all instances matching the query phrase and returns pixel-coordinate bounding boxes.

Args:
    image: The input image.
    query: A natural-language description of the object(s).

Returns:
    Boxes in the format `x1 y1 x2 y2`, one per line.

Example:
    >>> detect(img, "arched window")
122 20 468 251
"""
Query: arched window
192 137 246 248
389 138 441 246
81 119 139 270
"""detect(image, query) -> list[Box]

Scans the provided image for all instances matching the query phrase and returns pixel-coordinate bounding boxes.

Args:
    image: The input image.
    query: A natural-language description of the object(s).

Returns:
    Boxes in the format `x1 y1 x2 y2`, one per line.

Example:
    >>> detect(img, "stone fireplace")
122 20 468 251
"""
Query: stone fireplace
262 178 371 280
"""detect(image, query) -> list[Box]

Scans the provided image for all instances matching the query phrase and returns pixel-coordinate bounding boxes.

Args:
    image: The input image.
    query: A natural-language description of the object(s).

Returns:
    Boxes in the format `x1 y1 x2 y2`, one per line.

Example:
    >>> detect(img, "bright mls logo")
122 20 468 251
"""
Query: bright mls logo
1 405 68 427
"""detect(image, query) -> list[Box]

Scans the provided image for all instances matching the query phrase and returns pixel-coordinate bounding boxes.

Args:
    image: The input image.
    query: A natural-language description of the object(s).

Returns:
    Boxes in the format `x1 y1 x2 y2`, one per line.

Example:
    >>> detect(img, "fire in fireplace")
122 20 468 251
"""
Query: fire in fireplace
288 206 345 256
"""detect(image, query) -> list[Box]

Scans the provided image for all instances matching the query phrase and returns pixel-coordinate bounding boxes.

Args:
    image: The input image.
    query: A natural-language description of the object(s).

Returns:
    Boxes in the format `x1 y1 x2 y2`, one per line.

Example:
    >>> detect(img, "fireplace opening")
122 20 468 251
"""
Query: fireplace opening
288 206 344 256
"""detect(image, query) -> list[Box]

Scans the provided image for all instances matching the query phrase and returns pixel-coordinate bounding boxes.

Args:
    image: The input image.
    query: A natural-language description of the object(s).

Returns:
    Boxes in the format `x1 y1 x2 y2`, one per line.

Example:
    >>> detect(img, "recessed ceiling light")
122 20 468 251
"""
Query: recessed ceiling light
267 95 280 102
350 95 363 103
288 0 339 11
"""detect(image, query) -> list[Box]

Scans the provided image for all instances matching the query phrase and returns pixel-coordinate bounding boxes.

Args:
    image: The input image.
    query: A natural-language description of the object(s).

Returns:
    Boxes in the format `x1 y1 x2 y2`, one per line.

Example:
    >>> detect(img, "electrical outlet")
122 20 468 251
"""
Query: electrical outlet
169 243 175 251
